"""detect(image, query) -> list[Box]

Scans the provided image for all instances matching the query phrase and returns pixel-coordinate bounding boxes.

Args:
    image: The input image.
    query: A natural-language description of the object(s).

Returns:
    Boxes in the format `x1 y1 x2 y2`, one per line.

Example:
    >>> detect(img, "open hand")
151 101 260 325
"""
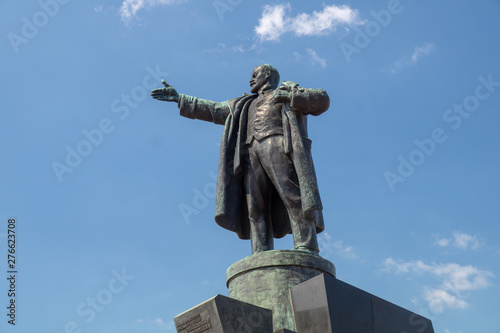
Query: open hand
151 80 180 102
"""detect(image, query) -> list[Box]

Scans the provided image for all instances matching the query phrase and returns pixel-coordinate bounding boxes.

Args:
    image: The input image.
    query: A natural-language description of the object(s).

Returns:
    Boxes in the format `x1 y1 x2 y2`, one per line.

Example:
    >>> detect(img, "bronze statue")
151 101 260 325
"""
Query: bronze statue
151 64 330 254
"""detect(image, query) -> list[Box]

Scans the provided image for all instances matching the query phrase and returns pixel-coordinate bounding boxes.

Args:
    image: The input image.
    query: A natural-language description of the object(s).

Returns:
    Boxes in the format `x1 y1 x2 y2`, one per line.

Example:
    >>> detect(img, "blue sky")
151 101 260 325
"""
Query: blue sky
1 0 499 332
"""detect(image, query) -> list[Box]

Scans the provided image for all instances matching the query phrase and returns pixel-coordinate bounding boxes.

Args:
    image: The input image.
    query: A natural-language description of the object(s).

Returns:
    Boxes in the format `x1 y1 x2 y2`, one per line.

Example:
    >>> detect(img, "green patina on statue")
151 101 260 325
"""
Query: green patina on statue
151 64 330 254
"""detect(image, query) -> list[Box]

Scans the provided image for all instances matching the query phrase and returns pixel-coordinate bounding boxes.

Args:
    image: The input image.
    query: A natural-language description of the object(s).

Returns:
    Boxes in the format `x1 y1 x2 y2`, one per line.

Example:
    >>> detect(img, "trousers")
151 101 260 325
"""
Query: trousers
244 135 319 253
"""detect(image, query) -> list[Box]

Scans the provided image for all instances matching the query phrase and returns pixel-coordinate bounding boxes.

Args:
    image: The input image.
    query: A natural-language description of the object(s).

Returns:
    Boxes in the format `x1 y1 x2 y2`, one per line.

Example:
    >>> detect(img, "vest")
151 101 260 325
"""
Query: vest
246 88 283 144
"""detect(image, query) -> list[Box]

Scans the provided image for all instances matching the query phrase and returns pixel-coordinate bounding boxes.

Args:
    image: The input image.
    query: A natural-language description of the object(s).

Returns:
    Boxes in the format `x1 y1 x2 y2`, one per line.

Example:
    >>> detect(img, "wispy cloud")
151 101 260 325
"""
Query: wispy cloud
437 231 480 250
386 43 434 73
119 0 185 24
94 4 114 14
319 232 359 260
411 43 434 63
294 49 328 68
255 3 362 42
306 49 327 68
382 258 432 274
202 43 247 54
382 258 493 313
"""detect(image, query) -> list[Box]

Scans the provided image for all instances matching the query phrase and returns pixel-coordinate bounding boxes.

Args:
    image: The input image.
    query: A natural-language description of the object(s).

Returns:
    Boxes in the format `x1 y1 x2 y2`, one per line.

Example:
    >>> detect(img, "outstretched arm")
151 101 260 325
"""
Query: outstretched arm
151 80 230 125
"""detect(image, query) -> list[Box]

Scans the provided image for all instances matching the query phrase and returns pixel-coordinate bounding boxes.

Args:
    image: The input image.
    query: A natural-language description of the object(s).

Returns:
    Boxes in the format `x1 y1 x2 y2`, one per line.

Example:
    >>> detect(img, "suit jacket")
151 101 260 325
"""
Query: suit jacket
177 81 330 239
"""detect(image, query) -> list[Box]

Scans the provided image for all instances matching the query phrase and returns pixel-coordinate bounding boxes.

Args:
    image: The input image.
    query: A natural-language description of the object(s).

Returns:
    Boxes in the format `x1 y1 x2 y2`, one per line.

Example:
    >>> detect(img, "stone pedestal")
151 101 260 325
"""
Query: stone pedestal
173 251 434 333
226 250 336 332
289 274 435 333
174 294 273 333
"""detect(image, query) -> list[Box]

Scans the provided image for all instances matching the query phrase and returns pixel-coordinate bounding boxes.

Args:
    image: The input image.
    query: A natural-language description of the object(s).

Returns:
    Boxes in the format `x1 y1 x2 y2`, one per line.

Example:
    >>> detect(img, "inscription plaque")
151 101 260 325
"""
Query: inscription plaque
176 312 212 333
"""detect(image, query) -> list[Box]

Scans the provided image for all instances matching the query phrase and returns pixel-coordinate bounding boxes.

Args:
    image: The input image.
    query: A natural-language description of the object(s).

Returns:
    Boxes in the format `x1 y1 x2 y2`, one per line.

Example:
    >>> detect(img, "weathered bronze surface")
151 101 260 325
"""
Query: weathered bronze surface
151 64 330 254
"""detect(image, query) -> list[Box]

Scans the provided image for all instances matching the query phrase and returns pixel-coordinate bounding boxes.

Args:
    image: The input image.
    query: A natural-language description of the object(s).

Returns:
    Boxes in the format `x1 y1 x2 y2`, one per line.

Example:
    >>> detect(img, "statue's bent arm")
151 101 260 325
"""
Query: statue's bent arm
290 88 330 116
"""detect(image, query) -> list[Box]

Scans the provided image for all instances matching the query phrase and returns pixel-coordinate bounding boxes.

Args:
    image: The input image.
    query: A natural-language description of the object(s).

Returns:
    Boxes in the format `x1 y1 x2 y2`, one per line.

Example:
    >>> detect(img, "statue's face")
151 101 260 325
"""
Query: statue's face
249 66 269 93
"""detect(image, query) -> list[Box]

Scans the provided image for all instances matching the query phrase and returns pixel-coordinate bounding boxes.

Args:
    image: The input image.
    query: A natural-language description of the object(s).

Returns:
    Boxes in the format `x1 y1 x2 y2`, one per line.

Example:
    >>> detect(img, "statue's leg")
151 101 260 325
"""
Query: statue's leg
256 135 319 252
244 143 274 254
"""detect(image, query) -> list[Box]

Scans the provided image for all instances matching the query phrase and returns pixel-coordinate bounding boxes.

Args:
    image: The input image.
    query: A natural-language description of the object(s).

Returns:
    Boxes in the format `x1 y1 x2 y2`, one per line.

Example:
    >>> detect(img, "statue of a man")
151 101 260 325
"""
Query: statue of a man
151 64 330 254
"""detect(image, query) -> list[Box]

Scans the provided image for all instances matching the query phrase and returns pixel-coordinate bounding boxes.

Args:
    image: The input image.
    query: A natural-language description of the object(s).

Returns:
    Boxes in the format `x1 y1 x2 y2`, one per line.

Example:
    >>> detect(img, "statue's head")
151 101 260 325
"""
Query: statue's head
249 64 280 93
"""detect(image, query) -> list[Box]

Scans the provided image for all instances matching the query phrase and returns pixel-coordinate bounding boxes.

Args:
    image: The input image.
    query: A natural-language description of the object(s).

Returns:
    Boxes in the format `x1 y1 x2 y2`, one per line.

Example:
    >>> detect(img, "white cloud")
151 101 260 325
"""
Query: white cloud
255 4 289 42
255 4 362 42
437 238 450 247
94 5 103 12
319 232 359 259
453 232 480 249
383 258 492 292
437 231 480 250
306 49 327 68
293 5 359 36
382 258 433 274
382 257 493 313
424 289 468 313
119 0 184 23
434 263 492 294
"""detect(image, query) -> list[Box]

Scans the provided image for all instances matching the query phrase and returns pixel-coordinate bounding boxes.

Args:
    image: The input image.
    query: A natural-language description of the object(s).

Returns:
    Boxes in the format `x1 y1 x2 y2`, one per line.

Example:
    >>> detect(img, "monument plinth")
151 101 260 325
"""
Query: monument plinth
290 274 435 333
226 250 336 331
174 295 273 333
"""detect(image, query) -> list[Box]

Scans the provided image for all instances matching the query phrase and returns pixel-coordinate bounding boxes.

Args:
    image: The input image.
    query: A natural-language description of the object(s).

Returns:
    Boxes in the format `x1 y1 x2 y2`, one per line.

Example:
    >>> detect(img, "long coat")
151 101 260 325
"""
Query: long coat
178 82 330 239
